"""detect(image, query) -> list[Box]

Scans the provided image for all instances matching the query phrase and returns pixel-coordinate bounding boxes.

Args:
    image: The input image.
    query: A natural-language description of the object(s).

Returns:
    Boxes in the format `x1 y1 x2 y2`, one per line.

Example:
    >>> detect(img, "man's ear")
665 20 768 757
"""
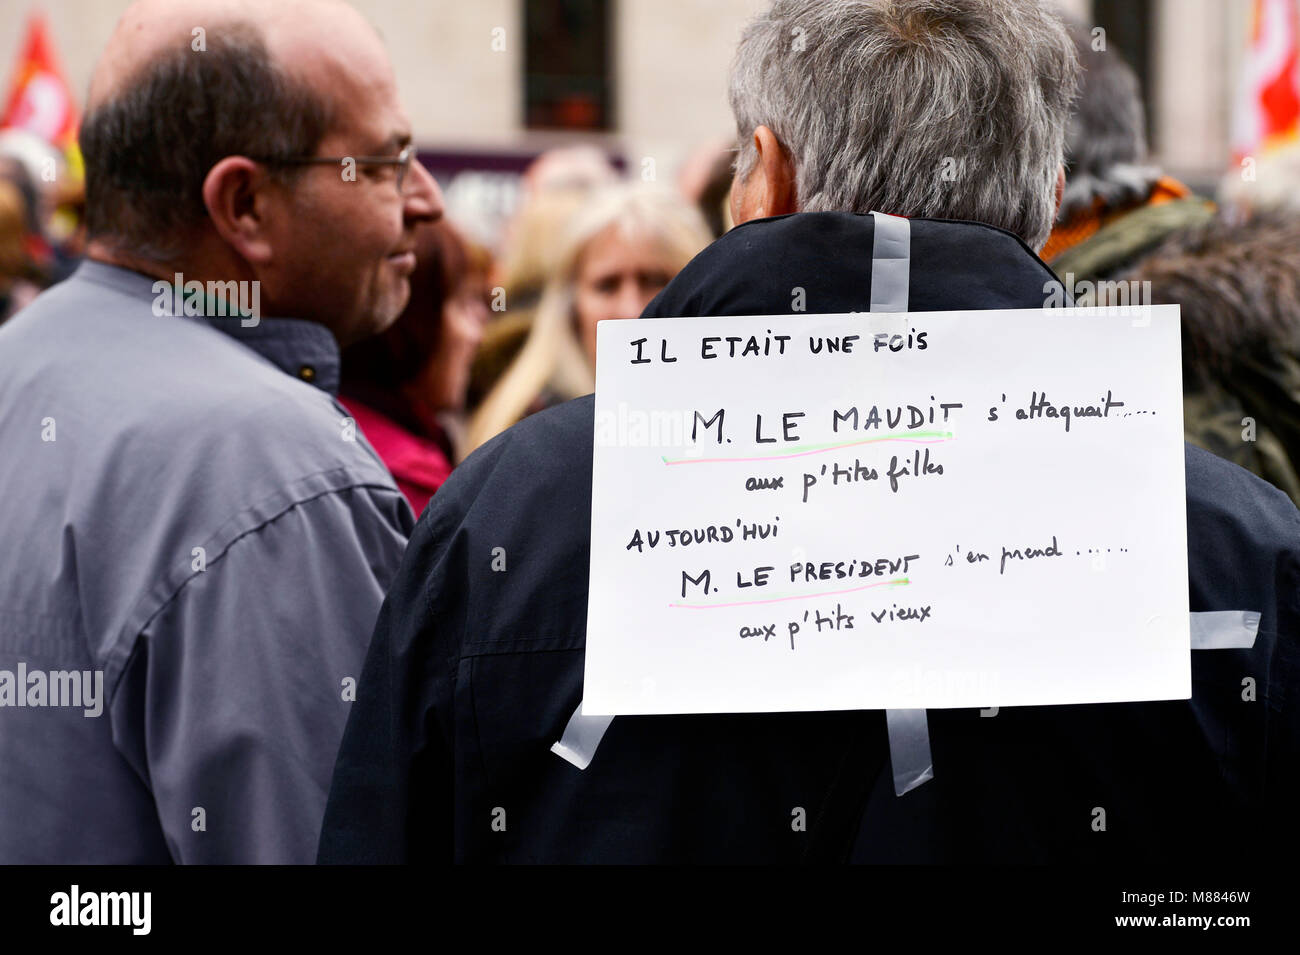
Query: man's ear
731 125 798 225
201 157 279 267
1054 164 1066 219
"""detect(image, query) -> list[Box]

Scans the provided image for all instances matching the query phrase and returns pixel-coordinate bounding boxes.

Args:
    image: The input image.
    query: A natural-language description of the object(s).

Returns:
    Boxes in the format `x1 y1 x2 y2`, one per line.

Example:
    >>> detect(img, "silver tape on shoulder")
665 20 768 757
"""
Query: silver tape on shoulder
1190 610 1261 649
869 211 911 312
886 708 935 796
876 610 1260 797
870 211 931 796
550 699 614 771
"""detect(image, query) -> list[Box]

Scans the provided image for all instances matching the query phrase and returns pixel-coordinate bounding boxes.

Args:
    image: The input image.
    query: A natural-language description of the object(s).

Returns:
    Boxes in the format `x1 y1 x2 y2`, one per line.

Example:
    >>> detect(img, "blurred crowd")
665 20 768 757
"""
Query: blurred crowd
0 128 82 322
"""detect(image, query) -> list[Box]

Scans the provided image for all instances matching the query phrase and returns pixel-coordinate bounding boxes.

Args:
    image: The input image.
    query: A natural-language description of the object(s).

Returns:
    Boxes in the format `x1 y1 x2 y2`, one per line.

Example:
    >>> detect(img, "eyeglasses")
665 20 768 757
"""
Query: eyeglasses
253 143 418 194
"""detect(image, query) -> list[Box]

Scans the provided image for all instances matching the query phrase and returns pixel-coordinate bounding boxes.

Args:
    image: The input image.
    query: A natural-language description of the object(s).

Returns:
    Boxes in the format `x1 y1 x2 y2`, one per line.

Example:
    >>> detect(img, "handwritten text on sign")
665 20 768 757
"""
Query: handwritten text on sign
584 307 1190 715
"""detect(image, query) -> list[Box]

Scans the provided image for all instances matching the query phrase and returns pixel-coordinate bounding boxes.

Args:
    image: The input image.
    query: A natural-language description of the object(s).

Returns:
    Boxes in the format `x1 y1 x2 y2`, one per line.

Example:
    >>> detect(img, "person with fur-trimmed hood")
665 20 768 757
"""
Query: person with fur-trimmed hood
1040 20 1214 283
1125 211 1300 505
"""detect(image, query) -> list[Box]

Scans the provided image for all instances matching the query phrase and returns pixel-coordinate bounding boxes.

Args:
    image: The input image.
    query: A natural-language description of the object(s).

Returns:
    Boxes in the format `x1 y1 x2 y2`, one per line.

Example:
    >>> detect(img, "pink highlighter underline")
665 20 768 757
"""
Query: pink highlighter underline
669 577 910 609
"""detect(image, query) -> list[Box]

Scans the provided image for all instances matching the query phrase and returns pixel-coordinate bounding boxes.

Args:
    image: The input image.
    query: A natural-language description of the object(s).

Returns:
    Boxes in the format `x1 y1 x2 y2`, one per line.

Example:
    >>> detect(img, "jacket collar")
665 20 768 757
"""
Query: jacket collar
73 258 342 395
643 211 1067 320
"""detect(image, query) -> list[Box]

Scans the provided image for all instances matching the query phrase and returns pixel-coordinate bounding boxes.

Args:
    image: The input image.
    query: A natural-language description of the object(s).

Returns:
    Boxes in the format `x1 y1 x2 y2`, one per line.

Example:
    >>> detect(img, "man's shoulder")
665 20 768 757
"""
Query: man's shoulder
493 393 596 457
440 395 595 510
0 278 411 684
1185 442 1300 542
1184 443 1300 620
0 280 404 594
410 395 594 608
2 279 393 489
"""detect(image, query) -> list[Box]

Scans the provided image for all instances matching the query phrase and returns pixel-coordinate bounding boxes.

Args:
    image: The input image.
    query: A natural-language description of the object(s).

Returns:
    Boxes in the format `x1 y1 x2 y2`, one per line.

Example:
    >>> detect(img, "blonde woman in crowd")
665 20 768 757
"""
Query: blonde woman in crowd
467 182 712 452
467 147 619 407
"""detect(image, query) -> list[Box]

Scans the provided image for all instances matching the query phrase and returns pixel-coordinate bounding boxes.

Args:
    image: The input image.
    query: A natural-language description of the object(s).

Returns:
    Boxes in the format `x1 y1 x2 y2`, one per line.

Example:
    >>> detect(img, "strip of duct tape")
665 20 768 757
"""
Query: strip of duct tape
870 211 930 797
877 610 1258 798
547 612 1252 779
1190 610 1260 649
886 708 934 796
869 211 911 312
550 699 615 771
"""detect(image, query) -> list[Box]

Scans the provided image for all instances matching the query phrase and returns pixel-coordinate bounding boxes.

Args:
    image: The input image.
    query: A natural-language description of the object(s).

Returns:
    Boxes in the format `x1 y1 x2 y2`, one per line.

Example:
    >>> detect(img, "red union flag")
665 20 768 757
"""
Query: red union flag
0 11 78 150
1232 0 1300 160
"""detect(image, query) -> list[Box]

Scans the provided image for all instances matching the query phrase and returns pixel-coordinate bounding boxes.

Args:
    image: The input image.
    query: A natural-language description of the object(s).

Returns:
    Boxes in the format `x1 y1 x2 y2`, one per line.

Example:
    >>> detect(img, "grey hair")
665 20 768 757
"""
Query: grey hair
729 0 1079 250
81 21 334 263
1057 18 1160 221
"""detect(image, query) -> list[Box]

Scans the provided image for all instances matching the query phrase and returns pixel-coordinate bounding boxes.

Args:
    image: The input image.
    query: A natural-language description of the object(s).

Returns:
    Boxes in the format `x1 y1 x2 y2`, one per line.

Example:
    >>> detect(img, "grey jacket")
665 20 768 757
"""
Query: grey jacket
0 260 413 862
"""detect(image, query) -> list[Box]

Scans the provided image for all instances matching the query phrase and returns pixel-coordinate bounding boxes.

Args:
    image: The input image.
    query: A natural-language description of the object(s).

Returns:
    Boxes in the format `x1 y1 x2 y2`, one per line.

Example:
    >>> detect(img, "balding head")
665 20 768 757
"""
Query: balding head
81 0 441 343
88 0 383 108
82 3 341 260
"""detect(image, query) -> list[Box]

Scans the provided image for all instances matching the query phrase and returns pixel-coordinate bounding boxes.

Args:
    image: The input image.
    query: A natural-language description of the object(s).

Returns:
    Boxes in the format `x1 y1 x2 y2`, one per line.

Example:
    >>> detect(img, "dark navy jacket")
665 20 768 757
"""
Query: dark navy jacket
319 213 1300 863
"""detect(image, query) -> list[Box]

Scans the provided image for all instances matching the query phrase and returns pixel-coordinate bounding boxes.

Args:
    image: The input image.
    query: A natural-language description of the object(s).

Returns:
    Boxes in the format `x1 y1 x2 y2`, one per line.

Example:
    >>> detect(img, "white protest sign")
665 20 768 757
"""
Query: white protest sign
584 306 1189 715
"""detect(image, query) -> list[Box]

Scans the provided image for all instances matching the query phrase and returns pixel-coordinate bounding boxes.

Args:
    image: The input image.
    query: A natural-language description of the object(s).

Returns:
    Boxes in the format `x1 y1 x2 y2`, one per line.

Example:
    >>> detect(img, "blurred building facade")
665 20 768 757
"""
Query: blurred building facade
0 0 1255 234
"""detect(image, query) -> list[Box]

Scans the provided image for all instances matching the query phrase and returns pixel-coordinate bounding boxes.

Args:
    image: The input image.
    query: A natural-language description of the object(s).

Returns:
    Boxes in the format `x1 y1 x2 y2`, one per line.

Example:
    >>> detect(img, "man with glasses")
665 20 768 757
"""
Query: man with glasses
0 0 441 862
